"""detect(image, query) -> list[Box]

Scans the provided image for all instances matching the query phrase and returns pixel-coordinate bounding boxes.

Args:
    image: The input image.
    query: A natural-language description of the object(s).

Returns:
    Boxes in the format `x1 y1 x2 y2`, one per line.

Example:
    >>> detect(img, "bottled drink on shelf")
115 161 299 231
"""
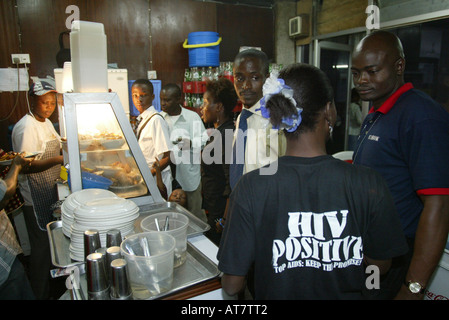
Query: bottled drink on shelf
183 63 236 99
191 67 200 81
191 93 203 108
225 62 233 76
213 67 220 80
184 68 191 82
184 93 189 107
201 67 207 81
269 63 283 75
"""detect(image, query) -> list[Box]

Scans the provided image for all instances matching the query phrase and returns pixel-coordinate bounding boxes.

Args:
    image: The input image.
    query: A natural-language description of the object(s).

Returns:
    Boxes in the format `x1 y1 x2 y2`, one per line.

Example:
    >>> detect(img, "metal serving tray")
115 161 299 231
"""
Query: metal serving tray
149 242 220 300
136 201 210 236
48 201 210 269
47 214 219 300
48 220 84 270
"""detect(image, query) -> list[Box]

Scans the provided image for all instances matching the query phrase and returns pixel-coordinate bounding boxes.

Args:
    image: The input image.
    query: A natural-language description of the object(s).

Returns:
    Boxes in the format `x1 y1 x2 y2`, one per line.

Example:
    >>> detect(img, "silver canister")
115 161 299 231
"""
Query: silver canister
95 247 107 255
106 229 122 248
110 259 133 300
95 247 109 282
84 229 101 259
86 252 110 300
106 246 122 284
106 246 122 266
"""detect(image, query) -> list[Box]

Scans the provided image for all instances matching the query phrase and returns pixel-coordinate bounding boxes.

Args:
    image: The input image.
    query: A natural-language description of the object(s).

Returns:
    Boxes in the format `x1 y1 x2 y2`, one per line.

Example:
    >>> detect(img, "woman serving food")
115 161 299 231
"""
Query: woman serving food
12 79 64 300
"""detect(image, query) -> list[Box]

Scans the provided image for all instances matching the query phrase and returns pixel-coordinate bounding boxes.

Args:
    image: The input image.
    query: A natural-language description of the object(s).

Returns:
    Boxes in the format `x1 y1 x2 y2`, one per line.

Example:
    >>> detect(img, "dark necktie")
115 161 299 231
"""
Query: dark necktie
133 116 142 136
230 108 252 189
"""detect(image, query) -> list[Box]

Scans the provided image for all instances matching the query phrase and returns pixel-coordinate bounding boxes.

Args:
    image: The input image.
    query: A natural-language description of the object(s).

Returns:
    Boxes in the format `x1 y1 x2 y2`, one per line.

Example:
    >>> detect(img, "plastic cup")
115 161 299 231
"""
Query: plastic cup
140 212 189 267
120 232 175 300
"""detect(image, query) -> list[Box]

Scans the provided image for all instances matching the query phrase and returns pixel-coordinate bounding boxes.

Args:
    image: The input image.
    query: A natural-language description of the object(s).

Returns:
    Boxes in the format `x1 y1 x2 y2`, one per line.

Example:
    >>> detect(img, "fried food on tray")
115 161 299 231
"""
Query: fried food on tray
0 151 19 161
110 161 132 173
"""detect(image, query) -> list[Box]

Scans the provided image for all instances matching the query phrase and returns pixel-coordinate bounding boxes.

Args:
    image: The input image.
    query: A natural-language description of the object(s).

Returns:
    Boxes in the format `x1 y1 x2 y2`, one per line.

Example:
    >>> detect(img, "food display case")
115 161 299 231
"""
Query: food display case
61 92 164 205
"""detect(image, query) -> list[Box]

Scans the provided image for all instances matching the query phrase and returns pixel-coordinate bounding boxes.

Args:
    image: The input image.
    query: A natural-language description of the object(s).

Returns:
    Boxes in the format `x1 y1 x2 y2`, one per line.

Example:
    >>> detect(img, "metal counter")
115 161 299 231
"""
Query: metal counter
48 202 223 300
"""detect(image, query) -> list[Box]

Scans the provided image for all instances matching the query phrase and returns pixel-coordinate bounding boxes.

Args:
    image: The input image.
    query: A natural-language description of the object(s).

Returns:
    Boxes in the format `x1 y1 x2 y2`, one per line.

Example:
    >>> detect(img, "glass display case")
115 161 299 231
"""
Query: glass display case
60 92 163 206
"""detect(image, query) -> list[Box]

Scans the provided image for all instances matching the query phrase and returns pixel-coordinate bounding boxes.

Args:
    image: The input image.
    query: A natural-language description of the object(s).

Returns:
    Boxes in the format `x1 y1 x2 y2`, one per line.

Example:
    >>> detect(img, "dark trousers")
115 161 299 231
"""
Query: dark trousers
22 205 52 300
0 257 35 300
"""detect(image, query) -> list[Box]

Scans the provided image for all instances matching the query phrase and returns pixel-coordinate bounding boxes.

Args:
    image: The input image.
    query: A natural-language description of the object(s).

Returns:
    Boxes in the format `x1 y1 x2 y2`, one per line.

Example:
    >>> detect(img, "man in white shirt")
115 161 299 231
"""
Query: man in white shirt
131 79 173 196
160 84 207 222
229 49 286 189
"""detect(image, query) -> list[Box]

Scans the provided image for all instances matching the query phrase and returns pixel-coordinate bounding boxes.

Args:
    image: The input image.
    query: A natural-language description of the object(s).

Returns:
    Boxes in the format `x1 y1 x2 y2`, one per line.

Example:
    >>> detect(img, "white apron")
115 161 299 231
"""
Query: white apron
27 139 61 231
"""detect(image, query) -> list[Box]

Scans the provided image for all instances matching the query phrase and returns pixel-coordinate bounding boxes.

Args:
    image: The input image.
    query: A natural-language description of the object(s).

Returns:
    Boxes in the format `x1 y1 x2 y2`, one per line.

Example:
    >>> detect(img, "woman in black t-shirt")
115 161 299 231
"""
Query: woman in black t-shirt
217 63 409 299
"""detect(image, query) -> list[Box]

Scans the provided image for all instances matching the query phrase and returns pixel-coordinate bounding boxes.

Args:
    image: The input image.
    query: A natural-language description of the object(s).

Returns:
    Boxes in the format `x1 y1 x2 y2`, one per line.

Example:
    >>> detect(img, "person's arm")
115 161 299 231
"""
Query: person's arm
152 157 168 200
0 155 32 210
216 198 229 233
221 274 246 297
150 151 171 176
216 152 231 232
364 256 392 275
149 116 173 175
217 176 255 297
216 126 234 233
395 194 449 300
26 155 63 173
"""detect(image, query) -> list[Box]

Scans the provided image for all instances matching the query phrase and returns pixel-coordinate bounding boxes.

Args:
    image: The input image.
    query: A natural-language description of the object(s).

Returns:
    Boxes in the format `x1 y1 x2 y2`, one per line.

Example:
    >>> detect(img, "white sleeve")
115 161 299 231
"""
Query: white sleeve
149 116 173 157
191 113 207 149
13 122 42 153
12 119 29 152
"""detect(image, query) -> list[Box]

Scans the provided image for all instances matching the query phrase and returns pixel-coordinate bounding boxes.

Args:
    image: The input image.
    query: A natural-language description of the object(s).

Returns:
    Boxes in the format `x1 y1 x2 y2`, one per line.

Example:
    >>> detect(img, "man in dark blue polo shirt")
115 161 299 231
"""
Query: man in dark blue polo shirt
351 30 449 300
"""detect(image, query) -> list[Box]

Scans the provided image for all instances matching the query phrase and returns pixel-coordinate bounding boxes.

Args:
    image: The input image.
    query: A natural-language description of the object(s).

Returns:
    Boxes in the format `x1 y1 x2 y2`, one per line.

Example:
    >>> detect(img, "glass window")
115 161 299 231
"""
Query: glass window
75 102 149 199
388 19 449 112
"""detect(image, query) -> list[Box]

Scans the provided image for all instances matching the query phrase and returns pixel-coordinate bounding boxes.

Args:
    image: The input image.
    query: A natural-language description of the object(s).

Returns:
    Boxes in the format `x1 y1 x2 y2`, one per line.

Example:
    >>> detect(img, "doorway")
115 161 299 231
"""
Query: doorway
314 41 352 153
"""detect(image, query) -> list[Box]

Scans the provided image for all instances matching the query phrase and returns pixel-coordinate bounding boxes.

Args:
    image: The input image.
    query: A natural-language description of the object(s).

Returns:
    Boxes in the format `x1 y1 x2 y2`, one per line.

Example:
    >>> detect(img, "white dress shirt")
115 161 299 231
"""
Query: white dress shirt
233 101 286 176
137 106 173 195
161 106 207 192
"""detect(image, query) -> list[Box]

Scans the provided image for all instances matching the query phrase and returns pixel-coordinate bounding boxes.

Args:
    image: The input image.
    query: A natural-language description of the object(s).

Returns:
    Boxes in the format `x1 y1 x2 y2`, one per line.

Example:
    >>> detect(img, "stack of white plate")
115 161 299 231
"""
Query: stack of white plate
61 189 118 238
69 197 140 262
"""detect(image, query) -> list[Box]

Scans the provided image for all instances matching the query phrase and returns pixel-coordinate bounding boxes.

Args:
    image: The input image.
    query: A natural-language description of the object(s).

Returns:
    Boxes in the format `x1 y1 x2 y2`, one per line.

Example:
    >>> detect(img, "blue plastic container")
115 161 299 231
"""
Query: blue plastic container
68 171 113 190
183 32 221 67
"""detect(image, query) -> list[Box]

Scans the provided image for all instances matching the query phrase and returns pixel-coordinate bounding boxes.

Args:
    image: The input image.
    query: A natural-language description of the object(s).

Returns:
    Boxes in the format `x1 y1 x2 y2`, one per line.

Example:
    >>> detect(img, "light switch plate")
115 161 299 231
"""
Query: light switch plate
11 53 31 64
148 70 157 80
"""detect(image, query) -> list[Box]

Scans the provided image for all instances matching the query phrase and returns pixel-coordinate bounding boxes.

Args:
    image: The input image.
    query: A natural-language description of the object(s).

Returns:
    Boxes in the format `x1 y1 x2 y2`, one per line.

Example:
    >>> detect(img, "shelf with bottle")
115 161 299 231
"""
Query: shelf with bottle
182 62 234 94
183 62 234 113
183 62 283 116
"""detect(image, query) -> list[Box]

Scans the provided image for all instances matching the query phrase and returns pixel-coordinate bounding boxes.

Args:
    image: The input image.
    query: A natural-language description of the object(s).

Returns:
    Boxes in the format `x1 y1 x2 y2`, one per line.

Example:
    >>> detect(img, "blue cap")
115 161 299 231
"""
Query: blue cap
29 80 56 96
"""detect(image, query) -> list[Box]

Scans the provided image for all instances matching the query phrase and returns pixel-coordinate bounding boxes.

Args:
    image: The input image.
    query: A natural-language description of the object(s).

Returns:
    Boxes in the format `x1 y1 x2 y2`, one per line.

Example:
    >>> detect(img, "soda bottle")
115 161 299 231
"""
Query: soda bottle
184 68 191 82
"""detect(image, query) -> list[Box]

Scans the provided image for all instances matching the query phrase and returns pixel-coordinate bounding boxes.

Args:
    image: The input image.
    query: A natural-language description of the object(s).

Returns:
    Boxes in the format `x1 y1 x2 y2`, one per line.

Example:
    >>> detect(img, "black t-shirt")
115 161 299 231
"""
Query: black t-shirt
201 120 234 215
217 155 408 300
